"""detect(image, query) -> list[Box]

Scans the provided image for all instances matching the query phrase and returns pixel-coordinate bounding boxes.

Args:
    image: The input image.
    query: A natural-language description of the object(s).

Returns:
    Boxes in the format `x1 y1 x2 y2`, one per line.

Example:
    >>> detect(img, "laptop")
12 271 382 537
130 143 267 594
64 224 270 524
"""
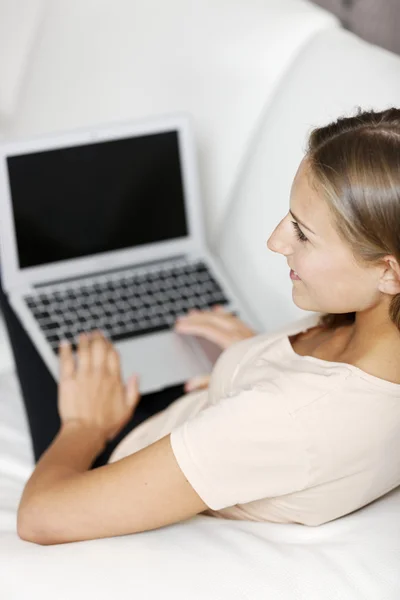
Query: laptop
0 113 258 394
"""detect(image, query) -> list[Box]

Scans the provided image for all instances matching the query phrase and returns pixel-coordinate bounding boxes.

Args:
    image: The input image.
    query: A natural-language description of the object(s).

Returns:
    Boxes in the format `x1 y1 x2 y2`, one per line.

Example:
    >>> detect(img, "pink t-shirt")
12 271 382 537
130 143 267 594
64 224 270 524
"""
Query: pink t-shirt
109 313 400 526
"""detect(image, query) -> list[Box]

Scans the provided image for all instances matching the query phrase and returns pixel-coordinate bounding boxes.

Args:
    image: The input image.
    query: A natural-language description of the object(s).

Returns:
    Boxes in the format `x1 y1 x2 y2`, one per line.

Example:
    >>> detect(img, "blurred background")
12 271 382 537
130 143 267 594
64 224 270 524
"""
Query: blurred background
311 0 400 55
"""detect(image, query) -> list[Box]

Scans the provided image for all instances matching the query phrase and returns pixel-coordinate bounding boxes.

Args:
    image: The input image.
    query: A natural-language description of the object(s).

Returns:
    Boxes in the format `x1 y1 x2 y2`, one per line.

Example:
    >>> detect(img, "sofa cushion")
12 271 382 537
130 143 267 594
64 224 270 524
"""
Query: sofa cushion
0 0 46 121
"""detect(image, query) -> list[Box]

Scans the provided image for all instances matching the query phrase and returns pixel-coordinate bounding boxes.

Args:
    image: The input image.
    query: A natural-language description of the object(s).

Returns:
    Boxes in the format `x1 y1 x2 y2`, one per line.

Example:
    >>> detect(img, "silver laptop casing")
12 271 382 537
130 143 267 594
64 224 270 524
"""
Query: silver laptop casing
0 114 258 394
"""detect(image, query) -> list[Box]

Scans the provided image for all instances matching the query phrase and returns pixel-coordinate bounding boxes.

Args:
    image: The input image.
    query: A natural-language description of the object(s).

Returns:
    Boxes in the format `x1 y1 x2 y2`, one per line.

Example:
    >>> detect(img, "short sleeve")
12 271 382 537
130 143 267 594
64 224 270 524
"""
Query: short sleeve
169 384 311 511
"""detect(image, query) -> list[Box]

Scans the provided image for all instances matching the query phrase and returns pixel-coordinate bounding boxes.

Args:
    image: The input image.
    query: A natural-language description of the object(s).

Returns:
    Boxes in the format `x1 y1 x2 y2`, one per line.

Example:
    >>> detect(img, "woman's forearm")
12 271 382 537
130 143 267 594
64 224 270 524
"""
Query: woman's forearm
18 421 106 509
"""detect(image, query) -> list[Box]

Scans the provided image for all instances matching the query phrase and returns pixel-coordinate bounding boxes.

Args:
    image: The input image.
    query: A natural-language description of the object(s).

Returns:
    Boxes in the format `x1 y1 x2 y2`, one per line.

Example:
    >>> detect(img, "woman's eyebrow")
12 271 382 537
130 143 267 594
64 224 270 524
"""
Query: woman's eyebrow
289 210 316 235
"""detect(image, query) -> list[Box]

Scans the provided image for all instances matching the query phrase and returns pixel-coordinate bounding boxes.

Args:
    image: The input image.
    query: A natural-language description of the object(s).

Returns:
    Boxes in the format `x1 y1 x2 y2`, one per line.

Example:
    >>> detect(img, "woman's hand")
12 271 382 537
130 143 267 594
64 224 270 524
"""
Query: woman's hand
174 305 257 392
58 331 141 443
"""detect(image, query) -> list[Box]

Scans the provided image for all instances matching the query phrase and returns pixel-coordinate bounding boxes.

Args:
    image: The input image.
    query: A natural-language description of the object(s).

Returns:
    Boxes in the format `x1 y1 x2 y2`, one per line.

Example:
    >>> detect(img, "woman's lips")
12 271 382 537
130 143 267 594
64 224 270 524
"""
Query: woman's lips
290 269 301 280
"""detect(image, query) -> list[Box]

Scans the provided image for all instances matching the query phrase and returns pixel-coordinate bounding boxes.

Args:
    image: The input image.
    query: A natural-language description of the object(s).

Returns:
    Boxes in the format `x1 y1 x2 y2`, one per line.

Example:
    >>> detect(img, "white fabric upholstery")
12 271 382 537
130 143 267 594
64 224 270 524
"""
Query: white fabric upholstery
1 0 338 243
0 0 46 121
1 1 400 598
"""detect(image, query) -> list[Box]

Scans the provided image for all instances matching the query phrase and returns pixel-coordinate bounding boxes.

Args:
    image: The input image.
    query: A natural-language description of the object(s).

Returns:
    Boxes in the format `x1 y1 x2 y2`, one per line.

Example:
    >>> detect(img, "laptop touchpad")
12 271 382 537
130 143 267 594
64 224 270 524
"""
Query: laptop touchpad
116 330 211 394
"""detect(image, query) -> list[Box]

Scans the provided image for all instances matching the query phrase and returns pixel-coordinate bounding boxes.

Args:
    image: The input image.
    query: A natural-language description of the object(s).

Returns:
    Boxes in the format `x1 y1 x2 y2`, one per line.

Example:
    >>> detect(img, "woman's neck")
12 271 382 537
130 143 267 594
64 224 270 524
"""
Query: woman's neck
329 318 400 384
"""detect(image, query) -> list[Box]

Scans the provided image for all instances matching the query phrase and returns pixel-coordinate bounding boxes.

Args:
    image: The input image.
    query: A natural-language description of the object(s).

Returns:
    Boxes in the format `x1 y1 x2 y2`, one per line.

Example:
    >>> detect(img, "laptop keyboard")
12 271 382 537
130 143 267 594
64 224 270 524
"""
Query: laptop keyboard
24 259 230 354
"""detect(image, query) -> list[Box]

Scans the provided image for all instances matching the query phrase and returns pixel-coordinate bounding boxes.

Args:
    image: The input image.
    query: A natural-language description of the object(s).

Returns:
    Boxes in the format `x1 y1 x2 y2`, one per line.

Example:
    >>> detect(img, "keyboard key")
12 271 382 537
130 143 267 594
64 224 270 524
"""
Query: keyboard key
43 321 59 331
33 308 52 320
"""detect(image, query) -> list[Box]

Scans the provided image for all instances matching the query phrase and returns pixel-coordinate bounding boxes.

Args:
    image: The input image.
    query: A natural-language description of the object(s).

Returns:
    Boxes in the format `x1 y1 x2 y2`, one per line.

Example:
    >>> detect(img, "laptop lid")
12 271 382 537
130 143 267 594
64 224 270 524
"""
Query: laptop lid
0 113 205 294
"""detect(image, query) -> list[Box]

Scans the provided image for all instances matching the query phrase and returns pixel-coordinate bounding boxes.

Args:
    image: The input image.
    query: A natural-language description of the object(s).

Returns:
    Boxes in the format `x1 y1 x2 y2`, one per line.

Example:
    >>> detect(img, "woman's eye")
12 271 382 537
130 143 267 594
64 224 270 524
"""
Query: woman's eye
291 221 308 243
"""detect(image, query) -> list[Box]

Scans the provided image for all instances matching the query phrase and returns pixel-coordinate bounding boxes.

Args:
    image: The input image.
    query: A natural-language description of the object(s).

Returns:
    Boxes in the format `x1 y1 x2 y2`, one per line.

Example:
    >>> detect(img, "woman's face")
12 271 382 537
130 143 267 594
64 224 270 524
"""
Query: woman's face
266 157 382 314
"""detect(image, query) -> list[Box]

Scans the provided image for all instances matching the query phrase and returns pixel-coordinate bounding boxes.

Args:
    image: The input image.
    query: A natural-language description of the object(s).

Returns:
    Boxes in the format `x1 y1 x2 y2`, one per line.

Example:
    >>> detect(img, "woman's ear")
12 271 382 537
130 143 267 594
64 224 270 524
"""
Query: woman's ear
378 256 400 295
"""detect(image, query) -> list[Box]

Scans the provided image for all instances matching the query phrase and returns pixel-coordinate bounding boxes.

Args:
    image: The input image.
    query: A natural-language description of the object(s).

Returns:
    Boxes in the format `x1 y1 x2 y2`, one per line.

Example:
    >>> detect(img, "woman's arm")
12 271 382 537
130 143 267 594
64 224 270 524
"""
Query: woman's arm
17 331 208 545
17 423 208 545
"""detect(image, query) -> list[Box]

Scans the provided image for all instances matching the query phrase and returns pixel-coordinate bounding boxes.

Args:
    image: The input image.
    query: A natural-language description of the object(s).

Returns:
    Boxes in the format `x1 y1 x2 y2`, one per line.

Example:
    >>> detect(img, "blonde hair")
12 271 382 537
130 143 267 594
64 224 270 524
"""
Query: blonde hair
305 106 400 331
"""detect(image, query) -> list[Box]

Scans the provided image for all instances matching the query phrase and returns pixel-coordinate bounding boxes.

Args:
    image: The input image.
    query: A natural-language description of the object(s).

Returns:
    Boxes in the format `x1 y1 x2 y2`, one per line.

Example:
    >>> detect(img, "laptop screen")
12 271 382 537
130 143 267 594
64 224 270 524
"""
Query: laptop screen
6 130 189 269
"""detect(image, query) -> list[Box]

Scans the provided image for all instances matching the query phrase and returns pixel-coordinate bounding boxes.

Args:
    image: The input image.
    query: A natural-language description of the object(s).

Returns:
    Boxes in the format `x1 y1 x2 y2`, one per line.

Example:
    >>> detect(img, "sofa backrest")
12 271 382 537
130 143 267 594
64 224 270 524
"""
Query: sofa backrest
0 0 47 122
215 27 400 332
1 0 338 244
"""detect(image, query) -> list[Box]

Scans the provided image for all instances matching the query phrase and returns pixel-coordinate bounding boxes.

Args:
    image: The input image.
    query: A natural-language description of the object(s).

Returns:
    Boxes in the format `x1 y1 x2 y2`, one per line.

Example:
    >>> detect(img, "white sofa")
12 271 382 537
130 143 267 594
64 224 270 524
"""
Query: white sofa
1 1 400 598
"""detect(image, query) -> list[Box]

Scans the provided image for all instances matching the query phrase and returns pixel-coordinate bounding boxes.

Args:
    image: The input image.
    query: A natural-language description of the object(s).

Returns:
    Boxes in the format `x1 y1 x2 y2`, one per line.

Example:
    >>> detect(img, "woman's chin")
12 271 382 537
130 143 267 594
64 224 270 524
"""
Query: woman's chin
291 287 315 310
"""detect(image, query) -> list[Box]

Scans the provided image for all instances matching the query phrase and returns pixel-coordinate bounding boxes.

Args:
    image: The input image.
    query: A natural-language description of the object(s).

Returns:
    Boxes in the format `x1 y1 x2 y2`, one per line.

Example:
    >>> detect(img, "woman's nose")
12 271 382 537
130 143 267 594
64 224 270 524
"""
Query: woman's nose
267 226 291 255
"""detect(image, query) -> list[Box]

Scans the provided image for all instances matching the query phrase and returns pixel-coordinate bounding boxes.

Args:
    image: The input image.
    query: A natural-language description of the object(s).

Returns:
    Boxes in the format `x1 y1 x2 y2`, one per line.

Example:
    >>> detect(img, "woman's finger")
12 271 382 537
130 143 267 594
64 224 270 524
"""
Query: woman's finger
185 374 211 392
107 345 121 376
59 340 75 379
177 321 232 348
90 330 108 370
189 306 223 314
212 305 225 312
77 332 91 373
125 374 140 408
176 310 235 332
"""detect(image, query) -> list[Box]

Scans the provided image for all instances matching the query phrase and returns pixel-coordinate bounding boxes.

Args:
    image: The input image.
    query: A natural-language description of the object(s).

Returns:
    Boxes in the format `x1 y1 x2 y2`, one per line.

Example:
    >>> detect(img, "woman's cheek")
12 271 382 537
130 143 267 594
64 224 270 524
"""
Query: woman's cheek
299 258 325 284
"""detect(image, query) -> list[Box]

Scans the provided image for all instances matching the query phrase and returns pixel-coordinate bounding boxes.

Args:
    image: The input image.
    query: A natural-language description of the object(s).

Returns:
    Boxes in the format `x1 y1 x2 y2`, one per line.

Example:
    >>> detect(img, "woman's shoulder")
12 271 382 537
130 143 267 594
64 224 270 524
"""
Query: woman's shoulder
208 314 322 381
208 324 343 408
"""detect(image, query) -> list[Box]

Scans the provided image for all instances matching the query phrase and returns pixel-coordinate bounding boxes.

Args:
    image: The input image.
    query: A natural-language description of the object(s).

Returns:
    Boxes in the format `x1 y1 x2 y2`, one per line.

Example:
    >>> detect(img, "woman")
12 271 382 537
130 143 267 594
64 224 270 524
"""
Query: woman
15 106 400 545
